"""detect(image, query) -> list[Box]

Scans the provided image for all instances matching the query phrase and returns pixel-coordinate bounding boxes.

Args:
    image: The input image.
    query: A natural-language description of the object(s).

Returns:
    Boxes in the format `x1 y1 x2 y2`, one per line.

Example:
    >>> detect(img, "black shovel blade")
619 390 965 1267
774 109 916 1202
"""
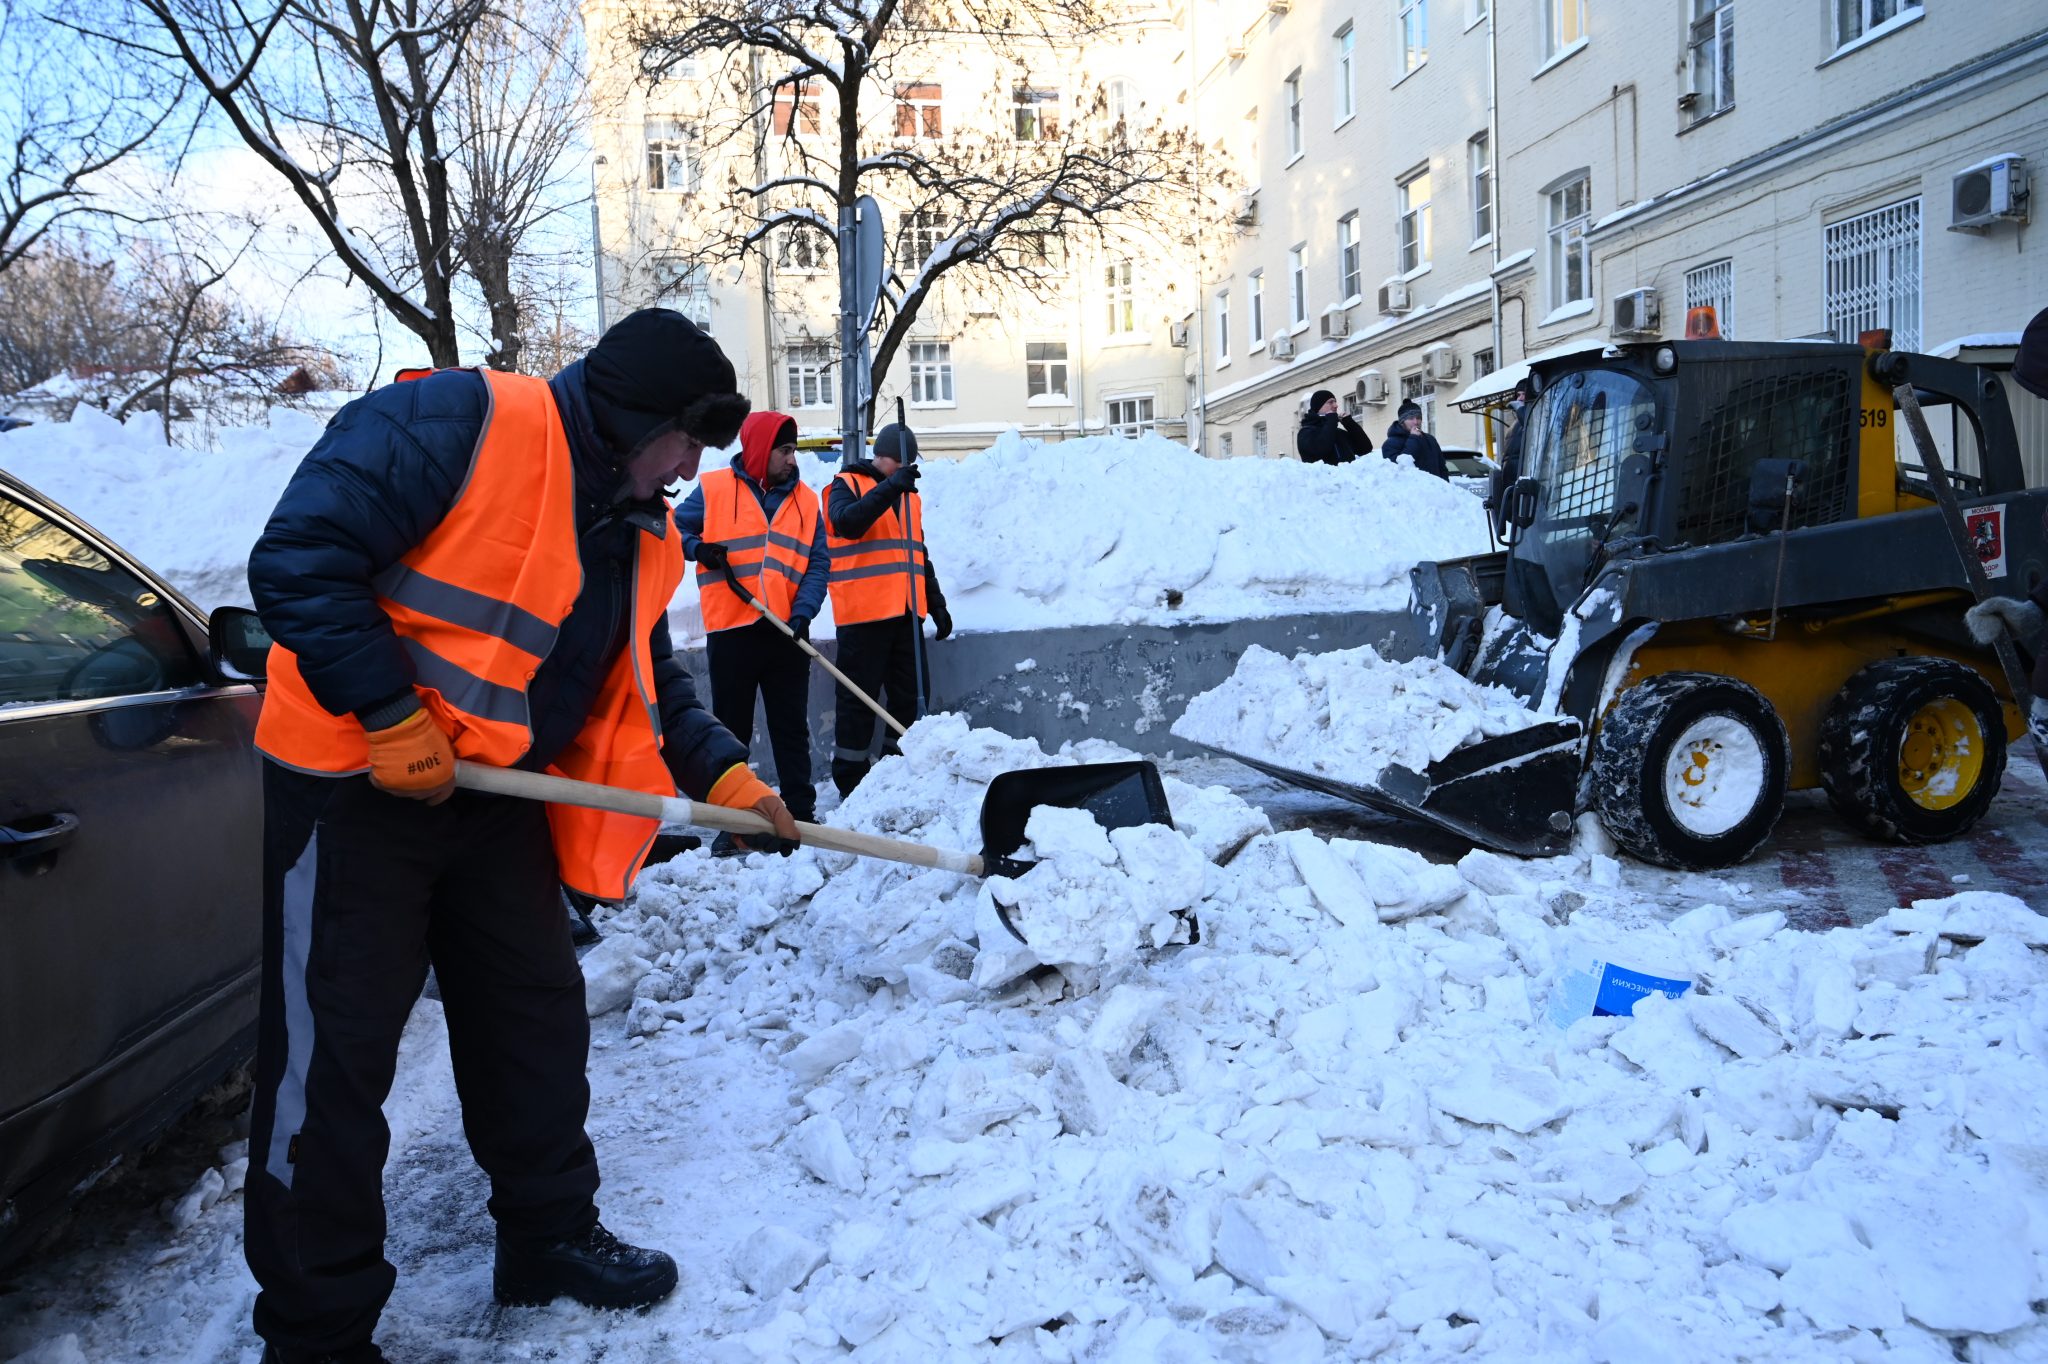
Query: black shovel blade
979 761 1174 872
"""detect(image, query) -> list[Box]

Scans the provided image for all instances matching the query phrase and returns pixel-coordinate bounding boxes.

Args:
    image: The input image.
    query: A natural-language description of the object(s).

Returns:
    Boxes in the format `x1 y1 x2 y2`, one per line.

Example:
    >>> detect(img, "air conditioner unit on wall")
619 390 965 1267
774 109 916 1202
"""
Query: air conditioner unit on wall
1320 306 1351 340
1359 369 1388 405
1269 331 1296 359
1234 192 1259 227
1952 155 2030 233
1612 286 1661 336
1377 279 1411 315
1169 320 1191 347
1421 343 1459 383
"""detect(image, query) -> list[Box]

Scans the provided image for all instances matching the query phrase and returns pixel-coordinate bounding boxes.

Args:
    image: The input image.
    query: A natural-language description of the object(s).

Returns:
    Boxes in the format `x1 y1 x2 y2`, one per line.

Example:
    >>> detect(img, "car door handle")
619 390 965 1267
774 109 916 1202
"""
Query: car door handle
0 812 80 860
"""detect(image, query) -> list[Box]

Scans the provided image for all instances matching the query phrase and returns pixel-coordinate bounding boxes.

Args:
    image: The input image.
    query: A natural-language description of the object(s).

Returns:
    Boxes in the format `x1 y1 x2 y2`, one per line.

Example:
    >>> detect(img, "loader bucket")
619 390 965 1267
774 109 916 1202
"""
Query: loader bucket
1197 719 1584 858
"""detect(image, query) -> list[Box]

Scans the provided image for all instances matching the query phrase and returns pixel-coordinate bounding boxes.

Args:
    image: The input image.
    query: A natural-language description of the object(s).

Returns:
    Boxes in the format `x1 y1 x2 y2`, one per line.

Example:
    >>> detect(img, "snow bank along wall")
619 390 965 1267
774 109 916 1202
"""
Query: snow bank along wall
675 608 1435 781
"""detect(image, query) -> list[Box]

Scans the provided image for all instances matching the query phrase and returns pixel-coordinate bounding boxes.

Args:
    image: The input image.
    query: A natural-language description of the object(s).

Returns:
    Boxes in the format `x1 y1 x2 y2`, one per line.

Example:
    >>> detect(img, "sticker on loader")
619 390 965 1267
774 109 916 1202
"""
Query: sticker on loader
1966 503 2007 577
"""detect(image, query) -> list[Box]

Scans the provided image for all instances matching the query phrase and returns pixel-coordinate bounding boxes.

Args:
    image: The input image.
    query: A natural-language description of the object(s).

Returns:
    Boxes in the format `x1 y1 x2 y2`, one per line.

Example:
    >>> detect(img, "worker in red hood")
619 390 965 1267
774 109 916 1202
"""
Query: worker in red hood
676 411 828 841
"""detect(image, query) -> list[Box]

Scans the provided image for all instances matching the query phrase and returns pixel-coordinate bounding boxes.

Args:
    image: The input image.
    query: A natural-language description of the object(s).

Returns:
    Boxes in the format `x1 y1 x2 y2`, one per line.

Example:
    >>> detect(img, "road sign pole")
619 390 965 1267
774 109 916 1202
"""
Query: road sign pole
837 201 861 464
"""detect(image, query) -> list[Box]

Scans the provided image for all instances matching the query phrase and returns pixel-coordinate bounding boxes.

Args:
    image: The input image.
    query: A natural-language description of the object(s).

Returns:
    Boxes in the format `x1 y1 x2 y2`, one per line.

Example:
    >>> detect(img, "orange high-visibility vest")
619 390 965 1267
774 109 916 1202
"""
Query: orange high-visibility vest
254 367 685 900
695 465 819 632
825 469 926 626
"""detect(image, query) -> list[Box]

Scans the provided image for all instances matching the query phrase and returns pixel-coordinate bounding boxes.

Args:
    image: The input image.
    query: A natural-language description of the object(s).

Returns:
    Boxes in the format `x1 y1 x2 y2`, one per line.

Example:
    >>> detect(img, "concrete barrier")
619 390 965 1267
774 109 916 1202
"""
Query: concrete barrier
675 608 1431 783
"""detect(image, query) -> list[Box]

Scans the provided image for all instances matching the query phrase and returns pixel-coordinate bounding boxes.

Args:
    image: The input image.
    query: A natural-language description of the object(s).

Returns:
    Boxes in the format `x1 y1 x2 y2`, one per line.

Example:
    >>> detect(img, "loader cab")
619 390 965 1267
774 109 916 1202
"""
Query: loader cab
1500 342 1873 636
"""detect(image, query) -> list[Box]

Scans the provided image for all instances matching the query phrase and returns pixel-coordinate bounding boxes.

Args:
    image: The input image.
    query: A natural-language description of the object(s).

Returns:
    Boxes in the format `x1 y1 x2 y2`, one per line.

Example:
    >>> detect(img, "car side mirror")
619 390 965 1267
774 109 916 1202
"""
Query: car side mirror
1506 477 1542 531
208 606 272 682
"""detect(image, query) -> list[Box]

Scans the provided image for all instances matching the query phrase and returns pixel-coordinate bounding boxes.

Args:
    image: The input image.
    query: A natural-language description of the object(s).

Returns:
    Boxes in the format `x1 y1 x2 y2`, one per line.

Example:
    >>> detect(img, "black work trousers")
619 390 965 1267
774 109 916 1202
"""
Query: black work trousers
706 618 816 821
246 764 599 1356
831 613 927 797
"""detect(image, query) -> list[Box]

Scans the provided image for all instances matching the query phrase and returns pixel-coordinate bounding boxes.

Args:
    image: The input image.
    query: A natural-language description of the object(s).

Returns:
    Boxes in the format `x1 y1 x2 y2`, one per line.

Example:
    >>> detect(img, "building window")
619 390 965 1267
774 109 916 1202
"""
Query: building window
908 341 954 405
1684 258 1734 339
1687 0 1733 120
1334 23 1355 123
1545 173 1591 312
1217 289 1231 362
786 344 834 408
1402 371 1436 434
1007 229 1066 273
1219 431 1234 458
1289 245 1307 326
1835 0 1919 49
1106 259 1137 335
1825 197 1920 352
896 209 943 270
1249 270 1265 346
1284 71 1303 159
645 120 696 192
1103 78 1137 140
1469 133 1492 241
1012 86 1061 142
1398 0 1428 74
772 79 822 135
777 223 831 273
1253 421 1269 458
1107 395 1155 437
655 255 712 332
1239 107 1260 185
1544 0 1585 58
1467 0 1488 24
1397 166 1432 274
1337 213 1361 300
1027 341 1069 398
894 82 943 139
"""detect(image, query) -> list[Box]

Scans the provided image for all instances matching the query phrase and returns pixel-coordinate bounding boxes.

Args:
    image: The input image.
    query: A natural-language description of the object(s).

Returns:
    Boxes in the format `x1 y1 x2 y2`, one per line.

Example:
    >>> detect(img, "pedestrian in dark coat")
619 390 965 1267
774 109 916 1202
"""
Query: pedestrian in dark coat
1295 388 1374 464
242 309 798 1362
1382 399 1449 479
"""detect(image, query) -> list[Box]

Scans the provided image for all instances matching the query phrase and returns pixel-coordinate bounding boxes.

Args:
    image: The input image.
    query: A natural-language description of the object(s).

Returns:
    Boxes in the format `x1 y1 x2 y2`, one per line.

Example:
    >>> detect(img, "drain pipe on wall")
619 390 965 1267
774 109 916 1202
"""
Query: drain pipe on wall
1486 2 1503 365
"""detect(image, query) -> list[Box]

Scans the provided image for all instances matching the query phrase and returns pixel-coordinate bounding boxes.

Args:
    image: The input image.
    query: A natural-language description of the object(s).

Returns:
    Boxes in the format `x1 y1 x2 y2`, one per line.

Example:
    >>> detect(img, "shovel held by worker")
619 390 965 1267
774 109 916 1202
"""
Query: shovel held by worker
453 758 1175 943
720 561 907 738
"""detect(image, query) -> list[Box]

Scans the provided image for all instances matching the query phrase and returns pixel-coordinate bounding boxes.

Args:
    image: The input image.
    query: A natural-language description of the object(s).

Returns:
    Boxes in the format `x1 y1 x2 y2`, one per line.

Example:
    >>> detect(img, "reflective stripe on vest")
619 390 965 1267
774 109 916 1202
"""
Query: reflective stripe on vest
824 471 926 626
253 367 685 899
694 467 819 632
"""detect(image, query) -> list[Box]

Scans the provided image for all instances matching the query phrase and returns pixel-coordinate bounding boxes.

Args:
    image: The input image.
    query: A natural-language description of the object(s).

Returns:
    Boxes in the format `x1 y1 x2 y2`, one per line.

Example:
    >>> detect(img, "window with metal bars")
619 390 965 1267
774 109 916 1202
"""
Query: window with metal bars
1672 363 1856 546
1825 198 1920 351
1684 258 1734 339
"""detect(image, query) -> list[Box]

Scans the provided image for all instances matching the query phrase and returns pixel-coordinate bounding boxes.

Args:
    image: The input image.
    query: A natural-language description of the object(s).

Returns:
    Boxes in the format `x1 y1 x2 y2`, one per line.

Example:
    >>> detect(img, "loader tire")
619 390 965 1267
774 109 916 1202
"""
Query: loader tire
1818 658 2006 844
1590 672 1789 871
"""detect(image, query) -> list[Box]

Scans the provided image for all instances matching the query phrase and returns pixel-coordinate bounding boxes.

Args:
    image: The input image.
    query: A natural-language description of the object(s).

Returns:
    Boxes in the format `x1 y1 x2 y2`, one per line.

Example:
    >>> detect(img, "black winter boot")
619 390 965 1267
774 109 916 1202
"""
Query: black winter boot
261 1344 387 1364
493 1222 679 1310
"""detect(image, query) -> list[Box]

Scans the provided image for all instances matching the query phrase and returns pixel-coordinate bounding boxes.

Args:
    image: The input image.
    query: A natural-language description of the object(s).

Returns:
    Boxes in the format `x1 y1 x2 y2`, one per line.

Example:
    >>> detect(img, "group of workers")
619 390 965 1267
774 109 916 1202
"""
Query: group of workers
675 409 950 838
238 309 944 1364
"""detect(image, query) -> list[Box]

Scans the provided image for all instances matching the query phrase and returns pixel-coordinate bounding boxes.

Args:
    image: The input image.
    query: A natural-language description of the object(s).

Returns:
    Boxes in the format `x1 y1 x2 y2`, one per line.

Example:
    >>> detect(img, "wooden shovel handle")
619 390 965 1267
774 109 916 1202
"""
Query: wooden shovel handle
453 761 981 875
720 561 909 738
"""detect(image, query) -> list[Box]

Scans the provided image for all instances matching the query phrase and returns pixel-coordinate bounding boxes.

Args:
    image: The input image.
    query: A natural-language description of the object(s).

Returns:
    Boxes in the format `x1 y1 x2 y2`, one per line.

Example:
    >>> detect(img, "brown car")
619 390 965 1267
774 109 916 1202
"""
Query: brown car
0 468 265 1264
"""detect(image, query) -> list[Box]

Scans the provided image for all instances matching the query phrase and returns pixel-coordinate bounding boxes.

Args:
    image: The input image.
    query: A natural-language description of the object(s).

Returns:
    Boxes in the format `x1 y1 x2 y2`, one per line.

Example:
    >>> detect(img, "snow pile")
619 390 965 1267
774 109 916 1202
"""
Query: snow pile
575 717 2048 1361
0 406 329 610
1172 642 1547 782
1 416 1488 638
5 715 2048 1360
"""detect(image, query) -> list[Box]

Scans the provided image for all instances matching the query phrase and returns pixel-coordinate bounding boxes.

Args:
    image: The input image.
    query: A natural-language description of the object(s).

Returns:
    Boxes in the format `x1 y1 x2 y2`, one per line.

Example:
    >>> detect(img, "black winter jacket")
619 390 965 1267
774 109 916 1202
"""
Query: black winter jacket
1296 413 1373 465
826 461 949 622
1382 420 1449 479
246 363 746 799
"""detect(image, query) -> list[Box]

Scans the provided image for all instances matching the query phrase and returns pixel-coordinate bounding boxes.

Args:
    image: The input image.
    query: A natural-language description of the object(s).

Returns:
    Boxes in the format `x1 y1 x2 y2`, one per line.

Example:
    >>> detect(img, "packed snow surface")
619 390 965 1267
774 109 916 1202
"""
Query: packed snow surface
0 416 1491 639
8 715 2048 1363
1173 643 1548 783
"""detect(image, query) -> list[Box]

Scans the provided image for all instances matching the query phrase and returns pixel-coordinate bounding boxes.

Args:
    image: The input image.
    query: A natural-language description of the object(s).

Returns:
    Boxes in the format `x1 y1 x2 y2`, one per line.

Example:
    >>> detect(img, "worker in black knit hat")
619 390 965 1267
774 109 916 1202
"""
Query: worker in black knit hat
823 421 953 795
241 308 792 1362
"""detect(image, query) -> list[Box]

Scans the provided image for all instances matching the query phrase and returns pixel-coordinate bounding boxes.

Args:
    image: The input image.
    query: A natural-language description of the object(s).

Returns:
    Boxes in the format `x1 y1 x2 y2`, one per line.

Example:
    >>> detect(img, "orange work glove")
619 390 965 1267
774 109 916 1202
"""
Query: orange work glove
707 763 802 852
365 709 456 804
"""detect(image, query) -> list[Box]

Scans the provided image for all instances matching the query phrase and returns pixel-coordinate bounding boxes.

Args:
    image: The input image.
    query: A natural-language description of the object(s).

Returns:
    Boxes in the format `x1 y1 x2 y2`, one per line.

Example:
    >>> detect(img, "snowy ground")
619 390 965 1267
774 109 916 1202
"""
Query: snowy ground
0 416 1492 645
5 717 2048 1364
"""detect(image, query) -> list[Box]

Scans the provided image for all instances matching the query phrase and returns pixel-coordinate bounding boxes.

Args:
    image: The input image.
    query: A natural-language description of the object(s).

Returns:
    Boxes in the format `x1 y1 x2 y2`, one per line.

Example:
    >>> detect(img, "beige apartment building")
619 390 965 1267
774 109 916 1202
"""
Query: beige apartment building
585 0 2048 461
1188 0 2048 460
580 1 1202 454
